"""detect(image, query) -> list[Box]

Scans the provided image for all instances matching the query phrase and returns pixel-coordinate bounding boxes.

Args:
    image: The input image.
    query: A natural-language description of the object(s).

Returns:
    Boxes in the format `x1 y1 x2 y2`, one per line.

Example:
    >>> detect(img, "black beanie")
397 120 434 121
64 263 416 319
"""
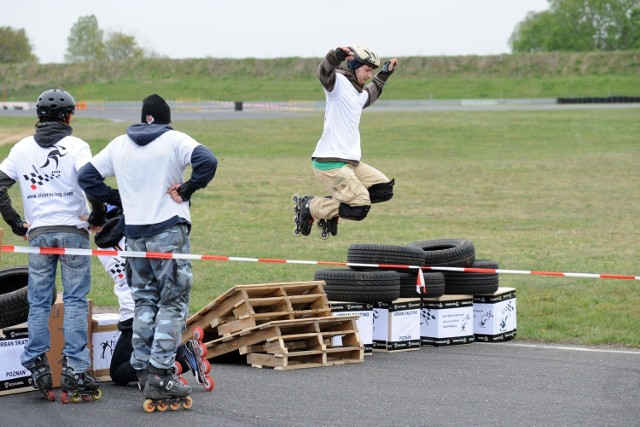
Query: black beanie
141 94 171 124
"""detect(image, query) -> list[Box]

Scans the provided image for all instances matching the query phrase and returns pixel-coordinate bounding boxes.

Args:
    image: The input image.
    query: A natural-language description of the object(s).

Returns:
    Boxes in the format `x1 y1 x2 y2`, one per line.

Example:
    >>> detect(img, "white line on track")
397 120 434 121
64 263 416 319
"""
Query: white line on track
479 341 640 355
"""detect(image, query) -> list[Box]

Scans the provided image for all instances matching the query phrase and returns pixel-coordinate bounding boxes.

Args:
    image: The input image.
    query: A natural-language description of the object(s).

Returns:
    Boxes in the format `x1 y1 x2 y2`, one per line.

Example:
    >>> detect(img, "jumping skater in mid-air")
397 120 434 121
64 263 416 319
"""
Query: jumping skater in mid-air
294 45 398 239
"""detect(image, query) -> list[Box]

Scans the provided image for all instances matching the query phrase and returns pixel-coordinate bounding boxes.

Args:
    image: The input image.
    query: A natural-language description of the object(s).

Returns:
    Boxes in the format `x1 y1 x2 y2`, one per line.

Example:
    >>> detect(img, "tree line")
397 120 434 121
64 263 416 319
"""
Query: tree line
2 1 640 64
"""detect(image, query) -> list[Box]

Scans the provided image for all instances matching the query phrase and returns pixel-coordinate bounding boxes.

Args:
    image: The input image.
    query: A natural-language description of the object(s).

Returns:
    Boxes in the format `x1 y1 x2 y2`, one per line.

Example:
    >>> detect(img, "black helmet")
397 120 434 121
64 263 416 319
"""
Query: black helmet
36 89 76 120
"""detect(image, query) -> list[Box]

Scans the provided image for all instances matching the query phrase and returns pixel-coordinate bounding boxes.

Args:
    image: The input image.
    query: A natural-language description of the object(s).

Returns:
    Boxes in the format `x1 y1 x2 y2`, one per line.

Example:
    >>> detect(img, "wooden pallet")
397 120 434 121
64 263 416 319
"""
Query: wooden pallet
182 281 330 343
204 316 363 370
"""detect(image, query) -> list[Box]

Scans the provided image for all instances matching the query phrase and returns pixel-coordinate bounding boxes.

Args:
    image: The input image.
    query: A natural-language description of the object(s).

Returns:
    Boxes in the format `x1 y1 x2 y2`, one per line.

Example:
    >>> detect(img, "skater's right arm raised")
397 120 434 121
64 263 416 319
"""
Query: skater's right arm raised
317 47 352 91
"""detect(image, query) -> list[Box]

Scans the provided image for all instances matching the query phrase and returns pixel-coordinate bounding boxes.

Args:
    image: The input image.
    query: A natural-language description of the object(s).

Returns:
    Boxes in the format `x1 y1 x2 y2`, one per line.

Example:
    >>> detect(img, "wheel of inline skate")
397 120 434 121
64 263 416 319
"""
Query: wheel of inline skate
202 359 211 375
170 402 181 411
197 342 207 358
71 395 82 403
179 376 189 385
82 394 91 402
157 403 168 412
175 361 183 376
320 231 329 240
92 389 103 400
203 375 214 392
61 391 70 404
182 396 193 409
193 326 204 341
45 390 56 402
143 399 156 413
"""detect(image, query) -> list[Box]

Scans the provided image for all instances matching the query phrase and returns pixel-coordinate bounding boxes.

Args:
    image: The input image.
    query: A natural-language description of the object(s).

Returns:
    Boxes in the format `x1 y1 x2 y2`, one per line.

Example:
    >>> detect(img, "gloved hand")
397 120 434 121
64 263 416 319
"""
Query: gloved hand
335 47 348 62
379 60 397 76
88 208 106 227
7 214 27 236
177 181 198 202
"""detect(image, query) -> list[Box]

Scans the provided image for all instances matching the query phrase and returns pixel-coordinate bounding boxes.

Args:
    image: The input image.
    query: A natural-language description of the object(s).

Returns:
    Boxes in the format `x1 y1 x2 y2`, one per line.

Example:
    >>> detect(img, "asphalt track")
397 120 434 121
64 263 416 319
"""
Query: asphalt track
1 101 639 426
0 341 639 426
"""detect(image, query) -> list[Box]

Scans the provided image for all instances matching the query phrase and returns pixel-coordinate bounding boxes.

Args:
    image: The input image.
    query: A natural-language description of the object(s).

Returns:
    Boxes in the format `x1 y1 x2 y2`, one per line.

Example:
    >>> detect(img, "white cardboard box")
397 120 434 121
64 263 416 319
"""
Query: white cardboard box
373 298 421 352
330 301 374 354
0 326 31 396
421 294 475 346
91 313 121 380
473 287 517 342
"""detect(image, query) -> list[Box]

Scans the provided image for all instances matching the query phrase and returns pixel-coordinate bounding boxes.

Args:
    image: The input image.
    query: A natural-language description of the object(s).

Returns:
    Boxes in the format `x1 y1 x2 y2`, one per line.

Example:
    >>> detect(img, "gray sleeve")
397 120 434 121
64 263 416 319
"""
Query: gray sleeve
317 50 343 92
363 75 387 109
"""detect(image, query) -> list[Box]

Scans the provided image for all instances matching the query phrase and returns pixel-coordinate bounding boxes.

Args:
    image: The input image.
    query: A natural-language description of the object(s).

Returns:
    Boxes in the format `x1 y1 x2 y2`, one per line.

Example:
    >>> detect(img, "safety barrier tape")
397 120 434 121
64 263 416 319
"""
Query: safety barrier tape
2 245 639 281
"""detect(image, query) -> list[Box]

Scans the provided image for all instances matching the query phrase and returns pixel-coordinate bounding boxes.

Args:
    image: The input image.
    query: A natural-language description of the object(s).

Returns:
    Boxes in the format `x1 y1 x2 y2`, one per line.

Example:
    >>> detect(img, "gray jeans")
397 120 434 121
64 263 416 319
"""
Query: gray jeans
126 225 193 371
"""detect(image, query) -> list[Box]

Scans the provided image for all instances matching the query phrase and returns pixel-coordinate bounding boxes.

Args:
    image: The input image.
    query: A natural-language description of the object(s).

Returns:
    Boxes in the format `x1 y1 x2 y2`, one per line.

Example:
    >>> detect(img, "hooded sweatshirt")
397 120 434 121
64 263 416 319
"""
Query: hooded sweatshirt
78 123 217 238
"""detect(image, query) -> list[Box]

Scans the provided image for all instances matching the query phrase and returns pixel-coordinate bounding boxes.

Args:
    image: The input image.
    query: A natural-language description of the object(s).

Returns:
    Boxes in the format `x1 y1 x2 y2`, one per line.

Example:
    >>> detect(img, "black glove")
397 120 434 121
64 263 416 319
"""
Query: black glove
7 214 27 236
88 207 107 227
379 60 395 76
335 47 348 62
177 181 198 202
107 189 122 210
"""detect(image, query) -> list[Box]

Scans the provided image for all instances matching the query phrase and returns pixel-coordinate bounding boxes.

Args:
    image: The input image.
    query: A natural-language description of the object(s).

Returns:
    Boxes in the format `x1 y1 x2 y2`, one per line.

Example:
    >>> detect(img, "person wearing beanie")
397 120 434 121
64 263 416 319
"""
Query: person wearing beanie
78 93 218 406
293 45 398 239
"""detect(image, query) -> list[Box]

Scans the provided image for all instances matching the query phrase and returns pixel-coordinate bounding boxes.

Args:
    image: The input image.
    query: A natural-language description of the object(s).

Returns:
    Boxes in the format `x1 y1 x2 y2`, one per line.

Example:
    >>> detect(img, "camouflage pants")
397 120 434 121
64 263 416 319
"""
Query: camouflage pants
126 225 193 371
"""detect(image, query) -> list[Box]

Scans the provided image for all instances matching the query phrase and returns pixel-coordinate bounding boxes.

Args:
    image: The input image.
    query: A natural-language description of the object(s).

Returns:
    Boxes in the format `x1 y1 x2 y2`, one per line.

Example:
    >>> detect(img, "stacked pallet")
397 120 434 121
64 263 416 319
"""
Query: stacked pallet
182 281 364 370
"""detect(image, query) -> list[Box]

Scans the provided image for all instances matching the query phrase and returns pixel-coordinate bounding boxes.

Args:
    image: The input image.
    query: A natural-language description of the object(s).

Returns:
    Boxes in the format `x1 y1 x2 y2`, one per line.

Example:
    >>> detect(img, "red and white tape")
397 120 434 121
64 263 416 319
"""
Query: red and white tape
2 245 639 281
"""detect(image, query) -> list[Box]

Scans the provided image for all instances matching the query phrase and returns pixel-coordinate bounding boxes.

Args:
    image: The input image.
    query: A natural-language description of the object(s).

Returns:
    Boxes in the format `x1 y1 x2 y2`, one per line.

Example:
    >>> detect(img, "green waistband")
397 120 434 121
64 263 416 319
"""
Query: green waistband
312 160 346 170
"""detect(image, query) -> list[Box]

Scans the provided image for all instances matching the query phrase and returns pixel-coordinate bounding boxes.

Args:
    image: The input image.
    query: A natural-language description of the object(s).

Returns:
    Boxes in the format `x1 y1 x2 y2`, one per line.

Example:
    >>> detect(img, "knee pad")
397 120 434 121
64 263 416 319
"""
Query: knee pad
369 178 394 203
339 203 370 221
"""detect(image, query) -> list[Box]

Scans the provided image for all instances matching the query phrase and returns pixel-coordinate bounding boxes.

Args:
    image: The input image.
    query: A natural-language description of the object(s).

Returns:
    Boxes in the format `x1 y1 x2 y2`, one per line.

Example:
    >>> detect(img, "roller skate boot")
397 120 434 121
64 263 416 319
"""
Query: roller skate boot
293 195 314 236
59 356 103 404
318 216 339 239
137 368 148 392
177 326 214 392
30 355 55 402
142 365 193 412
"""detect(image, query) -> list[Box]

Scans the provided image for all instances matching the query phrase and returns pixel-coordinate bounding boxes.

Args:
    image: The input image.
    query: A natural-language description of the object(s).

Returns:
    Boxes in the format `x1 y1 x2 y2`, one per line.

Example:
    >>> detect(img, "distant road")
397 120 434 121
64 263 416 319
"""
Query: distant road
2 99 639 122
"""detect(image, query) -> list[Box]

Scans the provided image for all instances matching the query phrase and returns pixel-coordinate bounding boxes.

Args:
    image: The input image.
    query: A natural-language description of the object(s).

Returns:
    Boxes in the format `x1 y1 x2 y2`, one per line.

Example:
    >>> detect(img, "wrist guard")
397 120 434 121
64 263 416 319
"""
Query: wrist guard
7 215 27 236
177 181 198 202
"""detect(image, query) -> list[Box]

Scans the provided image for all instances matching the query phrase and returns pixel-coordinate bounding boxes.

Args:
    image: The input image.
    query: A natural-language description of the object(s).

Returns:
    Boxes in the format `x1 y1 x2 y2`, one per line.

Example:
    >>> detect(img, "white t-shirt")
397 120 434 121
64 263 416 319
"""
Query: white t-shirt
312 73 369 162
0 135 91 230
89 129 199 227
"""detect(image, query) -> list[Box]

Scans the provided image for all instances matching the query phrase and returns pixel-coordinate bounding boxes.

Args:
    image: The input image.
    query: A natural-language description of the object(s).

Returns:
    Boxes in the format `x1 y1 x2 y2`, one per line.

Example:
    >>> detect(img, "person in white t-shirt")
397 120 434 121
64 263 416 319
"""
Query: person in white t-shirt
0 88 105 400
294 45 398 239
78 94 217 403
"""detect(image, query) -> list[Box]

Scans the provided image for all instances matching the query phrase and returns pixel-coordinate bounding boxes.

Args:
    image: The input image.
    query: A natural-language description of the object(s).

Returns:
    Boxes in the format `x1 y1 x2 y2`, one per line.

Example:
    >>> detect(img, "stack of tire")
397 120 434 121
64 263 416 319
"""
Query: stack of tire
314 243 433 303
0 266 56 329
407 238 500 295
313 238 500 303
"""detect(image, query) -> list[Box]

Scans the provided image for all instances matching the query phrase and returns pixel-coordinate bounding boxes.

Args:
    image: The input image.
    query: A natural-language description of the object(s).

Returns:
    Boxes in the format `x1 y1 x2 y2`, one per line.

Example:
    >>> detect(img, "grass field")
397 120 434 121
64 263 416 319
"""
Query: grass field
1 106 639 347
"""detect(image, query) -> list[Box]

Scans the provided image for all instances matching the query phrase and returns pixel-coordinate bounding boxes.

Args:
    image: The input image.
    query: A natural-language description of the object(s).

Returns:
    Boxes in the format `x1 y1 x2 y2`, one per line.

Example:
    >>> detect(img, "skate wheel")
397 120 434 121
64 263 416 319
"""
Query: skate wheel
157 403 168 412
170 402 181 411
203 375 214 392
61 392 70 404
320 231 329 240
193 326 204 342
82 394 91 402
143 399 156 413
179 376 189 385
182 396 193 410
294 229 301 235
175 361 183 376
71 395 82 403
197 342 207 358
92 389 103 400
46 390 56 402
202 358 211 375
